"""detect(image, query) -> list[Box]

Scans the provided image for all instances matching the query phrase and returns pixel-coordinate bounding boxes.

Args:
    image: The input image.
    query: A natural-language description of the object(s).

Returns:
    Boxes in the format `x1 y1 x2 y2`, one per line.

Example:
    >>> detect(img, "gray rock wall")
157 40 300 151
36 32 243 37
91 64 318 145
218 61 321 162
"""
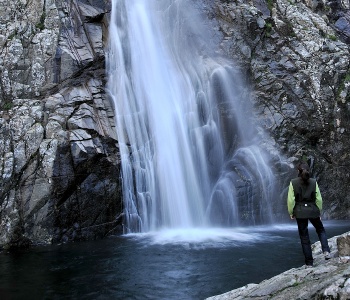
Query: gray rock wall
210 0 350 219
0 0 122 249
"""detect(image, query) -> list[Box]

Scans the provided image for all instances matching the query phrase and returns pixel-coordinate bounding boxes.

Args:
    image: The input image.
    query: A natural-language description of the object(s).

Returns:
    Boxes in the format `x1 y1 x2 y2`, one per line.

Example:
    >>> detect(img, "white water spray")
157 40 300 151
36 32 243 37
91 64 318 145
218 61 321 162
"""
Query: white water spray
107 0 276 233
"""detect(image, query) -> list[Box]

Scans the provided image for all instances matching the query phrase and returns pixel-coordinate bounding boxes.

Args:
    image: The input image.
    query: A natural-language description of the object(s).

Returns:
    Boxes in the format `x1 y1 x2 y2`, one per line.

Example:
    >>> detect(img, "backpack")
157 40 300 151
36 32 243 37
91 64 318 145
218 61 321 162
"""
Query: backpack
291 178 320 219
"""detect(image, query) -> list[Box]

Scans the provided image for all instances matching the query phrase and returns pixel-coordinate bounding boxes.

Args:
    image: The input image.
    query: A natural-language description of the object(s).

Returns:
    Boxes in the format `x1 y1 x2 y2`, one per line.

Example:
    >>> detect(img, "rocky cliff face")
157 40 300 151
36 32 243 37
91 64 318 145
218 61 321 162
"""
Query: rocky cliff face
209 0 350 219
0 0 122 249
0 0 349 249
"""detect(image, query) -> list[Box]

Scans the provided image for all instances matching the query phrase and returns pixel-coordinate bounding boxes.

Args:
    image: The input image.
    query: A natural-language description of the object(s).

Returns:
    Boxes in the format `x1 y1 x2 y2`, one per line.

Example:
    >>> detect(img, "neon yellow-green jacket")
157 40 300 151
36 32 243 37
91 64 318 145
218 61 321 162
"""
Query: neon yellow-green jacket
287 180 323 217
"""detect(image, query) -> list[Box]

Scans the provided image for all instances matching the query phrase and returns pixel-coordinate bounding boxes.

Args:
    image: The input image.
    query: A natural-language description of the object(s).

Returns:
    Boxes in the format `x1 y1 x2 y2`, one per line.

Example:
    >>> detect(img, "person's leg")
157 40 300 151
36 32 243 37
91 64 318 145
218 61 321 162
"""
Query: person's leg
309 217 330 253
296 218 313 266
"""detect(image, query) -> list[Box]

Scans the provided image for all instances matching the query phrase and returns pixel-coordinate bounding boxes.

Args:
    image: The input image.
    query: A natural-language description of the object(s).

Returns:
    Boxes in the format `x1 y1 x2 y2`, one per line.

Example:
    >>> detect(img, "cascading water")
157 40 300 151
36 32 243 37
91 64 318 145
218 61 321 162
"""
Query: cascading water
107 0 276 234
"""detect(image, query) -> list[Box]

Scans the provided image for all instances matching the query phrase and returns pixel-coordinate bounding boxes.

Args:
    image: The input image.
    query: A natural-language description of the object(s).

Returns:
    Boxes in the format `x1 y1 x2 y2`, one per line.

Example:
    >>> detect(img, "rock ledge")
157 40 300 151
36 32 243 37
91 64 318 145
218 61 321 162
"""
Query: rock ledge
207 232 350 300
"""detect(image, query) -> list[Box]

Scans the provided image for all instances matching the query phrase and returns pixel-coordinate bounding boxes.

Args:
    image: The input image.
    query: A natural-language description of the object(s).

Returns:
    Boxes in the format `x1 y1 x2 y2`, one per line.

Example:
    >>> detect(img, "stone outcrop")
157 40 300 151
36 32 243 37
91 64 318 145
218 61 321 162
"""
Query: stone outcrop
209 0 350 220
0 0 122 249
206 232 350 300
1 0 350 249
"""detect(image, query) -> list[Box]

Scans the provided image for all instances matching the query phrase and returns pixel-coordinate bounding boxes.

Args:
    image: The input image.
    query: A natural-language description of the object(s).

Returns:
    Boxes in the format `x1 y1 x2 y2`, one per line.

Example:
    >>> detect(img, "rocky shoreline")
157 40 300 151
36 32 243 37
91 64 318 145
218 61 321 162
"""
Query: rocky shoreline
206 231 350 300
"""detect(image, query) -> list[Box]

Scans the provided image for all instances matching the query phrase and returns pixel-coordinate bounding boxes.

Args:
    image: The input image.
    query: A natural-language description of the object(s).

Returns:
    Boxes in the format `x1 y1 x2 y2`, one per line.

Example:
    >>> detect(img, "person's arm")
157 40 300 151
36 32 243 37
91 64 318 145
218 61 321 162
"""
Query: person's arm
315 182 323 211
287 182 295 219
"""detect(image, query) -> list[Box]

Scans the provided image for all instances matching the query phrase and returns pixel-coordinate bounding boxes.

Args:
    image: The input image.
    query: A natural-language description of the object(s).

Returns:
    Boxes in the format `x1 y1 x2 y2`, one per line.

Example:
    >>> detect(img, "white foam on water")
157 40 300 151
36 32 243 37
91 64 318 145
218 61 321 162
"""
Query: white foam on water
123 226 289 249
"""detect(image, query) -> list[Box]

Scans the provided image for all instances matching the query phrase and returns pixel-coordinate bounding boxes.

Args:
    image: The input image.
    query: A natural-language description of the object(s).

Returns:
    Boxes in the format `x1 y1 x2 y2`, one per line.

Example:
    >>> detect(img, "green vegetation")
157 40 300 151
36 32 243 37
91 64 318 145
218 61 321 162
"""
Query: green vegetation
328 34 337 41
2 102 13 111
267 0 274 11
265 21 273 37
301 155 308 162
285 21 296 38
35 11 46 31
8 29 18 40
336 71 350 102
344 73 350 82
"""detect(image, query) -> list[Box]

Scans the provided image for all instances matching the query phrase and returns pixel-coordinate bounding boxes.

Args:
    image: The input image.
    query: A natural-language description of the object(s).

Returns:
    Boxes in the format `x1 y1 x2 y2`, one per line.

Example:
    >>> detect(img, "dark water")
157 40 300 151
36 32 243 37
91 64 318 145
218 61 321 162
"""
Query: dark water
0 221 348 300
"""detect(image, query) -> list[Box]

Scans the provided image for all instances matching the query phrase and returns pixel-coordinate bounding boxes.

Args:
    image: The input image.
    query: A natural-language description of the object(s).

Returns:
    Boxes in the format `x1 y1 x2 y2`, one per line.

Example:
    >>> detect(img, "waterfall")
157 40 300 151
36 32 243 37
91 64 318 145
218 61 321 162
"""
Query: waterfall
107 0 276 233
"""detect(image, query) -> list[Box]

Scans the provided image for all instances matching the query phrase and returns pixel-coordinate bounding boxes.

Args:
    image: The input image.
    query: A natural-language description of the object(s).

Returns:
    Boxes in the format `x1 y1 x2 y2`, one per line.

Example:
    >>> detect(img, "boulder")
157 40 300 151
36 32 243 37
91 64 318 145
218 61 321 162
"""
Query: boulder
337 234 350 257
206 231 350 300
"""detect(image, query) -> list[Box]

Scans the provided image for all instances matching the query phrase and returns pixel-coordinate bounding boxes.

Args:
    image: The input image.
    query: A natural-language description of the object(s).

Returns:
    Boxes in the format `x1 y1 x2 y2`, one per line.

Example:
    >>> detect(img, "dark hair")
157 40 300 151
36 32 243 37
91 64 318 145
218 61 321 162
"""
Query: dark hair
297 163 310 183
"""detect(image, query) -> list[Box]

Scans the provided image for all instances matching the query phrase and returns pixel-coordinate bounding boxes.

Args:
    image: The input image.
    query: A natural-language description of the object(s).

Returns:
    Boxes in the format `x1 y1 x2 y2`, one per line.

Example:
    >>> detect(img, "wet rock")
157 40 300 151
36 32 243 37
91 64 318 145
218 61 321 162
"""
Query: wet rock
206 232 350 300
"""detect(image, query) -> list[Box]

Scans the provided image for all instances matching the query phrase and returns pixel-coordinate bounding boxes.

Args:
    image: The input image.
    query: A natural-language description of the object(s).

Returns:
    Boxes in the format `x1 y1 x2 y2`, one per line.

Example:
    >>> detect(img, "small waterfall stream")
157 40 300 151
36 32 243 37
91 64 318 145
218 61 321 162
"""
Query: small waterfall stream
107 0 276 233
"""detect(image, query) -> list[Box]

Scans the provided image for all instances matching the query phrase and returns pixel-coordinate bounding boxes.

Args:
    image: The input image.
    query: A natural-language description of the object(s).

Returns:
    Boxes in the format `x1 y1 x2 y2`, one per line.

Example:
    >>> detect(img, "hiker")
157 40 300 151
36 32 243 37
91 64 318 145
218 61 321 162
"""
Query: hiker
287 162 331 267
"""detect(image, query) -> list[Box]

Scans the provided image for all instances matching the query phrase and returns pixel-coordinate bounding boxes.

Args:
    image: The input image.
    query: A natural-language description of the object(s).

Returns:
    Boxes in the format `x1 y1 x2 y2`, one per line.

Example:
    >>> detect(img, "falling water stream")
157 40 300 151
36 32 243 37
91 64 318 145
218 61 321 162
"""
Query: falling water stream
107 0 276 233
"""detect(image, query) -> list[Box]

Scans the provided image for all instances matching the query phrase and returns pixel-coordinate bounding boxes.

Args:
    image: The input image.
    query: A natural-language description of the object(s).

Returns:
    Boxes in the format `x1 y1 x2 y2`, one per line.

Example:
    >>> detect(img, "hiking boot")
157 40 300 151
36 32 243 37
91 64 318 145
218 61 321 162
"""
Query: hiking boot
305 264 313 268
324 251 331 260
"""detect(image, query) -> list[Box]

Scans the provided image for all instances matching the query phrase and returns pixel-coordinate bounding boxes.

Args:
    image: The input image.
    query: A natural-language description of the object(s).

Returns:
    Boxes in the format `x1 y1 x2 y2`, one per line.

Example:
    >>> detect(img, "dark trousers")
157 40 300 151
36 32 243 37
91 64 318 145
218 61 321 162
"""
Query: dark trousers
296 218 330 266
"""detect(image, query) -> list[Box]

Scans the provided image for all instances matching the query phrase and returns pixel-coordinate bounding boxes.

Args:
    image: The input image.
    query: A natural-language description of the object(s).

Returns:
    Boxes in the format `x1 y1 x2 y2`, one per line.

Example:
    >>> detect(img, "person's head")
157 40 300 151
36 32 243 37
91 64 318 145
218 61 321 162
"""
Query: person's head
297 162 310 183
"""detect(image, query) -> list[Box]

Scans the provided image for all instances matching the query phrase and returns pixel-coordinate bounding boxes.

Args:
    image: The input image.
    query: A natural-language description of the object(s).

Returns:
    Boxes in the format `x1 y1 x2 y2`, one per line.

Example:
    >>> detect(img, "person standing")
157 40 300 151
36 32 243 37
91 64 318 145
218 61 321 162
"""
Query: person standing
287 162 331 267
